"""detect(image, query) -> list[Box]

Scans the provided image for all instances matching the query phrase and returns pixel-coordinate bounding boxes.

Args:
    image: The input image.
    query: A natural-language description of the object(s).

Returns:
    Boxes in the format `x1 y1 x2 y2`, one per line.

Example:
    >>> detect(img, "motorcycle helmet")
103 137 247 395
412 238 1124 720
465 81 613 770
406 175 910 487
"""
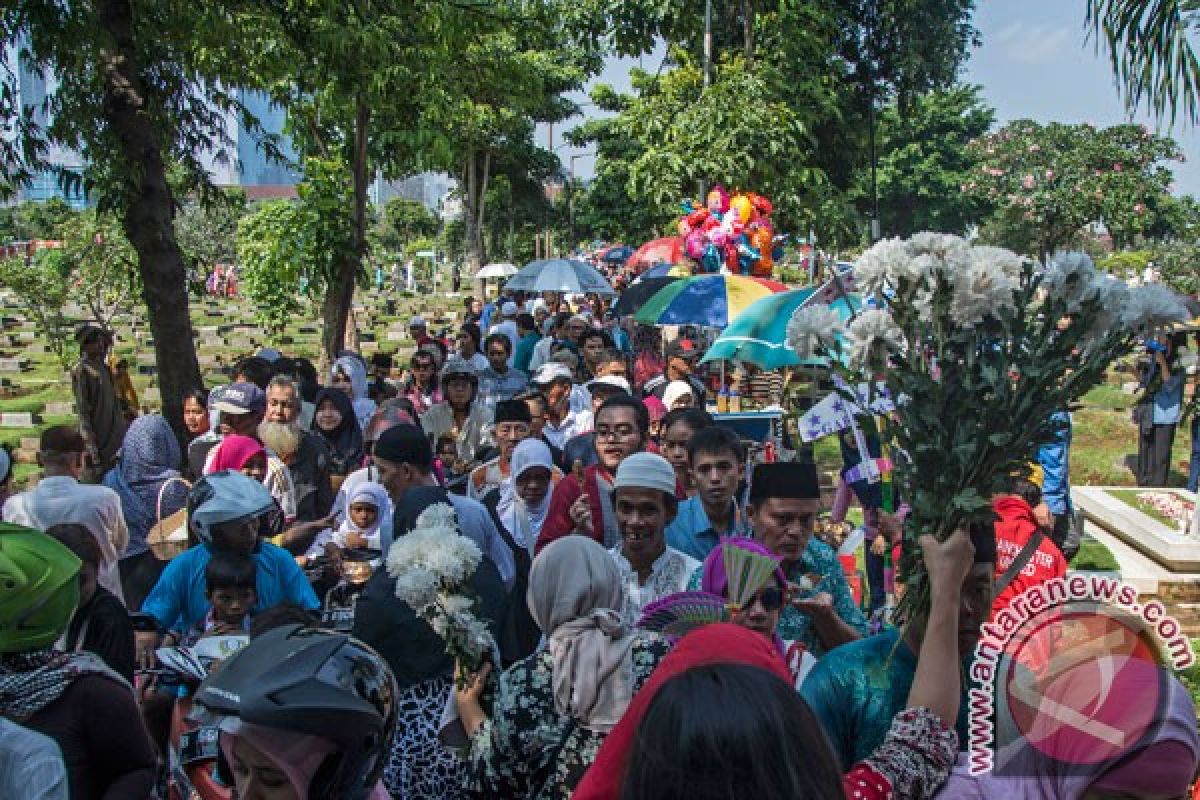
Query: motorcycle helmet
193 624 397 800
440 355 479 404
0 524 81 653
188 470 282 545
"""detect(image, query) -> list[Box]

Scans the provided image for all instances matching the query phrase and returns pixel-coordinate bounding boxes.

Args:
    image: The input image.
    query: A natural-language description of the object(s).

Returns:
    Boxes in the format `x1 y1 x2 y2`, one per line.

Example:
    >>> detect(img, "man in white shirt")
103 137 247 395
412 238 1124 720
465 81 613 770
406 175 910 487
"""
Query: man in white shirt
609 452 699 625
3 426 128 602
530 363 583 449
0 718 68 800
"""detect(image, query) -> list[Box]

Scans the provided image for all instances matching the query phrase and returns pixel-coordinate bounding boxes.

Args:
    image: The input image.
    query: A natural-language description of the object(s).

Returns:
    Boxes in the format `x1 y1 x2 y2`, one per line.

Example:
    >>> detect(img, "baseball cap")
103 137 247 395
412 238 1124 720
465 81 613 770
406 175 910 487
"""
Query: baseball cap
667 338 701 359
212 382 266 415
586 375 632 395
408 316 427 328
501 301 518 317
614 452 676 496
532 363 574 385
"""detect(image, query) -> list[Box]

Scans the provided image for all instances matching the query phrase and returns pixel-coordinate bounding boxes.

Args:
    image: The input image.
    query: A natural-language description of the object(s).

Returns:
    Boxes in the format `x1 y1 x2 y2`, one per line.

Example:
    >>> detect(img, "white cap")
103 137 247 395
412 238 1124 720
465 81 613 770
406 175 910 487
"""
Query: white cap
501 301 518 316
614 453 677 496
663 380 695 409
532 298 549 314
586 375 632 395
409 315 427 328
532 363 574 385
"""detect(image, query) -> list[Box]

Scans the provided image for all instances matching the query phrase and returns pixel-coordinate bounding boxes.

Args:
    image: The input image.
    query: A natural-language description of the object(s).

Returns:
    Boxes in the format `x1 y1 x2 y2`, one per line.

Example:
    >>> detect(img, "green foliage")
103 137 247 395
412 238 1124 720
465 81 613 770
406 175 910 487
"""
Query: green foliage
868 85 995 236
967 120 1182 256
0 199 77 242
236 201 309 335
1097 249 1153 276
45 210 142 330
235 158 354 334
175 189 246 288
1152 241 1200 294
371 198 440 256
0 254 73 369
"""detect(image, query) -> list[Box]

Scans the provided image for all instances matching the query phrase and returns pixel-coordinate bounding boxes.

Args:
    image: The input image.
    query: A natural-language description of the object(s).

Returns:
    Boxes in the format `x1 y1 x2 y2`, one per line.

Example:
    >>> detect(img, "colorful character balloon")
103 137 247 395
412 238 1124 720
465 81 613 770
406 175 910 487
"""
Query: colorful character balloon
675 187 784 275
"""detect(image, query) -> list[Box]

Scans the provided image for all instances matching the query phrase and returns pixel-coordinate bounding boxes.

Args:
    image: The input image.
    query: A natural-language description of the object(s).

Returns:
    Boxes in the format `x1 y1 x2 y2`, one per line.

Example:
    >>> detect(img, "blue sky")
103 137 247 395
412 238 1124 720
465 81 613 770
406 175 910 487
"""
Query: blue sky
556 0 1200 194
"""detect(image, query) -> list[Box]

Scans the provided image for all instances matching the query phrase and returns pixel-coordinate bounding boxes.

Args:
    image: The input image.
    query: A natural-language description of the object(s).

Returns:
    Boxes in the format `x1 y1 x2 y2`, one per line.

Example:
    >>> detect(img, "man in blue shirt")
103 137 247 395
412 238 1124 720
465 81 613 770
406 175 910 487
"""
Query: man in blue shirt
139 474 318 637
1037 410 1074 557
666 426 746 561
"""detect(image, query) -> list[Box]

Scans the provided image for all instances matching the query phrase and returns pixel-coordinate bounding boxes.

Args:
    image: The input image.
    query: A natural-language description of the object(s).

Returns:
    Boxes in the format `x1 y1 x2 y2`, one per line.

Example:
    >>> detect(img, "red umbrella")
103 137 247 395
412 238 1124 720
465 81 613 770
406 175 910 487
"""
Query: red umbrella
626 236 685 272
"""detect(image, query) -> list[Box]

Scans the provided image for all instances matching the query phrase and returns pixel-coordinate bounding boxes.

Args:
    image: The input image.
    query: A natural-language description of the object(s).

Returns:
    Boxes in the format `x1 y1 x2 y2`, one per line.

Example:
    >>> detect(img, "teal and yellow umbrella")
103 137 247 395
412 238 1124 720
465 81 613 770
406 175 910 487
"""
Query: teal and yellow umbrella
699 289 862 369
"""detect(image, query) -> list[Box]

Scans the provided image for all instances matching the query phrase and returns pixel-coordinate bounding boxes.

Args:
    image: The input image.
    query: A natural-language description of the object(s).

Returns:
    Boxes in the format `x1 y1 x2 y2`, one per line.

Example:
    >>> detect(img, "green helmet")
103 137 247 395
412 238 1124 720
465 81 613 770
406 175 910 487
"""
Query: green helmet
0 523 81 653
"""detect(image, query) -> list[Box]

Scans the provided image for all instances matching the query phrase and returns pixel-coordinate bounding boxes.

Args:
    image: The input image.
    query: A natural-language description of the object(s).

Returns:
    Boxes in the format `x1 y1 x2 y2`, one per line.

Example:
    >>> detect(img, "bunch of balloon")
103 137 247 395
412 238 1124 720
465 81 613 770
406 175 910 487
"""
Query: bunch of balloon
676 185 787 277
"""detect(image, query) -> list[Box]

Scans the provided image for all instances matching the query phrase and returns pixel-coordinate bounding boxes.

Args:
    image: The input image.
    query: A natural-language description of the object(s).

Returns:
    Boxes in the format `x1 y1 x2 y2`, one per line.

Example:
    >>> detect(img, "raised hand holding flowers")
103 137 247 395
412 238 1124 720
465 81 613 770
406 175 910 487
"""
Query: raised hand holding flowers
786 233 1188 624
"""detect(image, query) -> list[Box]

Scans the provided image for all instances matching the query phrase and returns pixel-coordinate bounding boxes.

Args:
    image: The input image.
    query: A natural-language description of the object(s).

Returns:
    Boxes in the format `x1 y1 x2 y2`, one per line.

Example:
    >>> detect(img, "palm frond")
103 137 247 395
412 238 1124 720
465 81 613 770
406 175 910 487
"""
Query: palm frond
1085 0 1200 125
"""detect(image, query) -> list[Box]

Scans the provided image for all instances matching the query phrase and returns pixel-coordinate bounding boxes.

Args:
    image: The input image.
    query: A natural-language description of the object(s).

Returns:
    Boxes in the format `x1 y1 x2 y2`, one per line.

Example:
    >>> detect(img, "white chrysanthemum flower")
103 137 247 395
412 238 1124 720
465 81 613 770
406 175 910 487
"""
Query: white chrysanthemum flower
856 237 912 294
912 285 937 325
846 310 904 369
441 595 473 616
429 612 450 636
415 503 458 534
786 304 844 359
970 245 1024 282
1043 252 1103 313
393 567 438 609
1120 283 1188 331
908 231 970 261
948 254 1017 327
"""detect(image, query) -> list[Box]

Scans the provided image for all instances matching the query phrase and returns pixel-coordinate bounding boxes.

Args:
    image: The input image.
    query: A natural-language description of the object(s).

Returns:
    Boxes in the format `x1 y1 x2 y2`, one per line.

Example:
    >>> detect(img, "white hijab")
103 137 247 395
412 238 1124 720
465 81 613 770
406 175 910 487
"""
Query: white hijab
499 438 555 551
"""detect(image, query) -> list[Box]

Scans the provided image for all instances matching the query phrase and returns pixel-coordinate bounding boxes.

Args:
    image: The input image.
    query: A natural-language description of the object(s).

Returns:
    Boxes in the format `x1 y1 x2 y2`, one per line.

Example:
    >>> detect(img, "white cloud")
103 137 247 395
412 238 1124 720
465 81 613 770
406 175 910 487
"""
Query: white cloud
991 21 1074 64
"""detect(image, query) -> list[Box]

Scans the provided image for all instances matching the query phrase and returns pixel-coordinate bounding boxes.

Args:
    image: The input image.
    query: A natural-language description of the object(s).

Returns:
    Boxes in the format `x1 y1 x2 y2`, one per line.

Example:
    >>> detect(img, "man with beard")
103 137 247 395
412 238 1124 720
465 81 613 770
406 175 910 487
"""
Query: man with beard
536 394 649 553
259 375 334 522
608 452 698 626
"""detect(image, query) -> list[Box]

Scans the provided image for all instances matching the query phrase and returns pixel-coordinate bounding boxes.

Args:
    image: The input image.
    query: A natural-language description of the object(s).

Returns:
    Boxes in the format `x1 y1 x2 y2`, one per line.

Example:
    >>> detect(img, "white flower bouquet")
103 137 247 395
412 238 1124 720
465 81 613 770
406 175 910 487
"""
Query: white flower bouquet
787 233 1188 622
386 502 495 686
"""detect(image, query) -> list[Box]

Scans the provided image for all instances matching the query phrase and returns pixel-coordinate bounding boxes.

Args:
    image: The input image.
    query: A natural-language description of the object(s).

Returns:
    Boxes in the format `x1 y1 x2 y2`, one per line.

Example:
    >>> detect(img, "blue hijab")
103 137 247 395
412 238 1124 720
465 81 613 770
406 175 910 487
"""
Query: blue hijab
103 414 188 557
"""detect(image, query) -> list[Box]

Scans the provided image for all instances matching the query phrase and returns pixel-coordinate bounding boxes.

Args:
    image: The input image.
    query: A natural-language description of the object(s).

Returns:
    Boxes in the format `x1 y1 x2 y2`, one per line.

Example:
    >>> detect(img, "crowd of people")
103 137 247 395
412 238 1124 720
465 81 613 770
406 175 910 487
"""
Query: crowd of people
0 285 1196 800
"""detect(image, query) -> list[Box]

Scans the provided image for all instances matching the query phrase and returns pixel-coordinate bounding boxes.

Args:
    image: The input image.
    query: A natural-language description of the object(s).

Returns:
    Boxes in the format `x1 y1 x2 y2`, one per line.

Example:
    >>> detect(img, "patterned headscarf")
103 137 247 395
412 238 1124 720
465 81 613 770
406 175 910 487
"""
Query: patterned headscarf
102 414 187 556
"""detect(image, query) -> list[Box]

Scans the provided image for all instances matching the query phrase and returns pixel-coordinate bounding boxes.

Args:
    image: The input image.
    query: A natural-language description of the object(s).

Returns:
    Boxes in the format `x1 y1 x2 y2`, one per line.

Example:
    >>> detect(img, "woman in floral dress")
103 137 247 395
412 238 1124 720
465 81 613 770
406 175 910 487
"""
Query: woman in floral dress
455 535 670 799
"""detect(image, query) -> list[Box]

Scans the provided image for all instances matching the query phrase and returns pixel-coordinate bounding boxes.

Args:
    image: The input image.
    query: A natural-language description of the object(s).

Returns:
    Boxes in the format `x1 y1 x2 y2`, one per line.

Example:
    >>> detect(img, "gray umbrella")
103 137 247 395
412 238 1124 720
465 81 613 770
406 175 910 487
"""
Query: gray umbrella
504 258 616 296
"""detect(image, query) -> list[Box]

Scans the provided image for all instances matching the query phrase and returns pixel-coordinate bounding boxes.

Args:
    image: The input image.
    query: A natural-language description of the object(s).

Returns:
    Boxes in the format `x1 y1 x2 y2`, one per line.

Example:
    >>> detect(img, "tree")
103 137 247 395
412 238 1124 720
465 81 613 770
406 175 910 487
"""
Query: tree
2 1 283 443
370 197 440 256
0 254 73 369
1086 0 1200 124
966 120 1182 257
175 188 246 291
236 158 354 337
865 85 995 237
47 210 142 331
236 201 311 336
0 198 78 242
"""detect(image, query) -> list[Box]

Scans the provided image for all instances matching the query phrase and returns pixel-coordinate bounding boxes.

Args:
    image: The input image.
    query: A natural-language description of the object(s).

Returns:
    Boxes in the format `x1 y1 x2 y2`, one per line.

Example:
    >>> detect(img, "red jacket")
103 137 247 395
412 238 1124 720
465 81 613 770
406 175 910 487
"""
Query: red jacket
991 495 1067 614
536 464 614 554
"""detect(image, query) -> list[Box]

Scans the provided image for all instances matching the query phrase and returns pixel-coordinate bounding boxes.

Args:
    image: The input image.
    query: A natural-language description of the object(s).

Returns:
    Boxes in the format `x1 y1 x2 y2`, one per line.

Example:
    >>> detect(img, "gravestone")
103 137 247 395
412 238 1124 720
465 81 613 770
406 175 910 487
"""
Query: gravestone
43 402 75 416
0 357 29 373
0 412 41 427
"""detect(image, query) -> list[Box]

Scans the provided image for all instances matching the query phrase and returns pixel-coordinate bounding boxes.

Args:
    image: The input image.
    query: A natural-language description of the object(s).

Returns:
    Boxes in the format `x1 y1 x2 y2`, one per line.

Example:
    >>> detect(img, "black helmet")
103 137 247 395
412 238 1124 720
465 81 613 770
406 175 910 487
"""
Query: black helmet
193 625 397 800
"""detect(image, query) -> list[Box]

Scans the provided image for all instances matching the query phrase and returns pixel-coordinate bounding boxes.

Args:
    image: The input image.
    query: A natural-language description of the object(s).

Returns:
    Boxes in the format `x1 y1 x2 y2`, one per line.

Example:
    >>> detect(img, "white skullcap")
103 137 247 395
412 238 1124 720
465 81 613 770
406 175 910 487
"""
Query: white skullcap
501 301 518 316
532 362 574 385
663 380 695 409
614 452 676 496
586 375 632 395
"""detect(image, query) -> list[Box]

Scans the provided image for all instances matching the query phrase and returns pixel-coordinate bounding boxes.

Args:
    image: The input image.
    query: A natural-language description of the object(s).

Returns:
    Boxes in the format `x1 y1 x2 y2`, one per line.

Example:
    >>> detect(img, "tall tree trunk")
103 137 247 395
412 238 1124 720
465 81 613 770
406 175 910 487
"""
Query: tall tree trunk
463 149 490 296
95 0 201 447
742 0 754 63
322 99 371 361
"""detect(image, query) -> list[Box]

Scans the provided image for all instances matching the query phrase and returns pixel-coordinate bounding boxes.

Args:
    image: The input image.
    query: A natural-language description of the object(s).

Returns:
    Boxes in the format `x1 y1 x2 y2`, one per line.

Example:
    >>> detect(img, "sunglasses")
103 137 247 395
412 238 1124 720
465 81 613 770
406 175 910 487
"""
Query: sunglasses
746 587 785 612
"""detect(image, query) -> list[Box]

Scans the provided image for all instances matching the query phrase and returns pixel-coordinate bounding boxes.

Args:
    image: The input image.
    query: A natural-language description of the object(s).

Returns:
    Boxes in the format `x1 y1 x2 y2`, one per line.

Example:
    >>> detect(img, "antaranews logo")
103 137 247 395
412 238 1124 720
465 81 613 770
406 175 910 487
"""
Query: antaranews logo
967 574 1194 777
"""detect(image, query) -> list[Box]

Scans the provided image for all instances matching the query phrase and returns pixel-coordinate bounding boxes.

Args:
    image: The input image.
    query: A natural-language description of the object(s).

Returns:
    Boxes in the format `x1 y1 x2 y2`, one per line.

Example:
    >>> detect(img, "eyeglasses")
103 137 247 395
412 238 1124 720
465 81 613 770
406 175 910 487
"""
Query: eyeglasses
488 350 508 358
595 425 639 441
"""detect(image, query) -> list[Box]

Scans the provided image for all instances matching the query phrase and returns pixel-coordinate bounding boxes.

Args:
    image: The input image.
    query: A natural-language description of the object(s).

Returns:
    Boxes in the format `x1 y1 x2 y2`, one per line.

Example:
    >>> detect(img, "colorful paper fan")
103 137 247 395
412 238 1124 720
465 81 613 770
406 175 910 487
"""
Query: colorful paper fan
724 544 783 613
636 592 729 640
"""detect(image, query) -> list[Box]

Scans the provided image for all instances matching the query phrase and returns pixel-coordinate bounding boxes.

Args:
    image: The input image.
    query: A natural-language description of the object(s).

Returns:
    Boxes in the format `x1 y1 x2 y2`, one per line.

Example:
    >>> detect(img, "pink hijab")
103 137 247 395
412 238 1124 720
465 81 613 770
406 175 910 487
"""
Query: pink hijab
207 435 265 474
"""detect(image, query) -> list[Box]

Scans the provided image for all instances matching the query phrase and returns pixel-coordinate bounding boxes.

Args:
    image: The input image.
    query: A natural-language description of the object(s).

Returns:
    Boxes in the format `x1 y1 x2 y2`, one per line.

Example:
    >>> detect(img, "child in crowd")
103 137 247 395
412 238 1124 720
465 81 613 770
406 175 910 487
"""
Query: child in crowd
182 551 258 643
306 482 390 558
436 434 462 482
